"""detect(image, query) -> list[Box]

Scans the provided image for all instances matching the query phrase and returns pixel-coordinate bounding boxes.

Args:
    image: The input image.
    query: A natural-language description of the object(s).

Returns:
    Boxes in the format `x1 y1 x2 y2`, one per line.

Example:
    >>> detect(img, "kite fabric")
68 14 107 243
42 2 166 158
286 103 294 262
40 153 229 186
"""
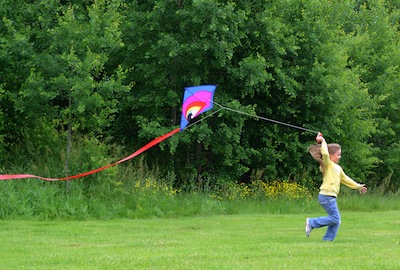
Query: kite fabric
180 85 217 131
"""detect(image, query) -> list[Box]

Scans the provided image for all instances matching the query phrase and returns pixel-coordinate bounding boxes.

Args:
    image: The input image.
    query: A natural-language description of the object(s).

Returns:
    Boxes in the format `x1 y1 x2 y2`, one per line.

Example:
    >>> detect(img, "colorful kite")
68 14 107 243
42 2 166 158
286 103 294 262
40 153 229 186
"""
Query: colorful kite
180 85 217 131
0 82 319 182
0 85 217 181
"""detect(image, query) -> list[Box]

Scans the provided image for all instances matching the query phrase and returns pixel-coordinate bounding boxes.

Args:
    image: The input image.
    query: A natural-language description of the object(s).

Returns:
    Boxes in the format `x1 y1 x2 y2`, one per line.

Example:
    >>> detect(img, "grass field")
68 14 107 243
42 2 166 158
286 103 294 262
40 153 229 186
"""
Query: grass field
0 211 399 269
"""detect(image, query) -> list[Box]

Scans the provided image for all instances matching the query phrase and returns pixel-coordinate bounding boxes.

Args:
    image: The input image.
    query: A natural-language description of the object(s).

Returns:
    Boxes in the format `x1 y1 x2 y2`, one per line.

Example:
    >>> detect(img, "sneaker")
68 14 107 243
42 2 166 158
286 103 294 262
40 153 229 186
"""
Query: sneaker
305 218 312 237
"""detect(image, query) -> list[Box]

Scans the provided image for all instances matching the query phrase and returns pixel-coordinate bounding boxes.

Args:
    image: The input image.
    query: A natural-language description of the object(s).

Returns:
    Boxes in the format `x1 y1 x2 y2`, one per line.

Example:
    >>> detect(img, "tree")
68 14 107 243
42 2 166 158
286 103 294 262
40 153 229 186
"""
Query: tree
344 0 400 189
117 0 252 184
0 0 129 177
115 0 379 185
1 0 398 190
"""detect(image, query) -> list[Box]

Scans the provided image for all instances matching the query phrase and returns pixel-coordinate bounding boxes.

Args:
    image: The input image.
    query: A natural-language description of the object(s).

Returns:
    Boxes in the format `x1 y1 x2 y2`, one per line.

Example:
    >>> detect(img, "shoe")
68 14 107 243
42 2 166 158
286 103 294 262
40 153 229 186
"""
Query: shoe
305 218 312 237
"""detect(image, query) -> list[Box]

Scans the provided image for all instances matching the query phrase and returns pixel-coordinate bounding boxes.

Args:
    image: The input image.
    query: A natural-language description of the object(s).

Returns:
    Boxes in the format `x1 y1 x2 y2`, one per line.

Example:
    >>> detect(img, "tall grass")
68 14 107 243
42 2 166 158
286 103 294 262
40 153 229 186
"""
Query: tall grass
1 171 399 220
0 178 313 220
1 138 399 220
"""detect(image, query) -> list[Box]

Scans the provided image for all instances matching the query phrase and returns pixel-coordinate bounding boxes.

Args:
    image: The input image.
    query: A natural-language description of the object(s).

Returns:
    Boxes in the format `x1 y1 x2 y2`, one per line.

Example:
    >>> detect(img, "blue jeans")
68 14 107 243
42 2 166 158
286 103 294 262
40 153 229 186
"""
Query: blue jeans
309 194 341 241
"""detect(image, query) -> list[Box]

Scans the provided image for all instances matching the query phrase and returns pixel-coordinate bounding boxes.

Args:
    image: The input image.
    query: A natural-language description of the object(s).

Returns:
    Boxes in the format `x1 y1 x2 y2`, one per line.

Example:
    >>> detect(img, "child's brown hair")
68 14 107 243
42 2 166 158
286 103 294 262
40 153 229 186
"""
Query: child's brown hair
309 143 342 165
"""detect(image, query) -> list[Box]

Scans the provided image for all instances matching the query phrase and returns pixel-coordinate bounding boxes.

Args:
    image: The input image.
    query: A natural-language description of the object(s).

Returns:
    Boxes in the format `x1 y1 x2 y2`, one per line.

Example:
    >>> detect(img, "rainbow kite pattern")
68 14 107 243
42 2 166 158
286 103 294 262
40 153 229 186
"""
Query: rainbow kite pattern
180 85 217 131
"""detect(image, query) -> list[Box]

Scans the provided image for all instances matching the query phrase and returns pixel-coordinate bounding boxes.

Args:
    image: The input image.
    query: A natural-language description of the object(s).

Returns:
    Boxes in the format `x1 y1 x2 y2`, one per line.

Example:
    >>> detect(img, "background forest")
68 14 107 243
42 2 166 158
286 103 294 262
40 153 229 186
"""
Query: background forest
1 0 400 194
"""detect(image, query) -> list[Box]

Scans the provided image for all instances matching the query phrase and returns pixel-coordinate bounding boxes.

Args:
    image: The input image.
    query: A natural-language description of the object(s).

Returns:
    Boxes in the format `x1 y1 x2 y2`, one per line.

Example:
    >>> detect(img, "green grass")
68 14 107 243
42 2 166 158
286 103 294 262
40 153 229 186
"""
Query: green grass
0 211 399 269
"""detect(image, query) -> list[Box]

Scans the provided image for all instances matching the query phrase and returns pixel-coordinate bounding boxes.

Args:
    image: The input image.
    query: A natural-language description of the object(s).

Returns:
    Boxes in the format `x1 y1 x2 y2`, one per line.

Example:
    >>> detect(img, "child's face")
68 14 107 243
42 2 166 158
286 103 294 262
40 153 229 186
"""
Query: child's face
330 149 342 163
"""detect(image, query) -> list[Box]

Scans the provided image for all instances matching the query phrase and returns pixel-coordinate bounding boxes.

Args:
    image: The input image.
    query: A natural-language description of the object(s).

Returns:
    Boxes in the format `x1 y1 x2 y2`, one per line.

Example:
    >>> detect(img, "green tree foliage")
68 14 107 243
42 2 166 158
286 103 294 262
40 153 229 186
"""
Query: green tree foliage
343 0 400 189
0 85 5 157
117 0 252 184
116 0 380 185
0 0 129 167
1 0 399 190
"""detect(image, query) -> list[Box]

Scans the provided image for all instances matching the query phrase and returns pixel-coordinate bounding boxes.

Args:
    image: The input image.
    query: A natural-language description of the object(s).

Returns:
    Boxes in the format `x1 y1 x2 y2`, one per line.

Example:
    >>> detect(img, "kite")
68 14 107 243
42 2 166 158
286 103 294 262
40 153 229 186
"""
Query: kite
180 85 217 131
0 85 217 181
0 82 319 182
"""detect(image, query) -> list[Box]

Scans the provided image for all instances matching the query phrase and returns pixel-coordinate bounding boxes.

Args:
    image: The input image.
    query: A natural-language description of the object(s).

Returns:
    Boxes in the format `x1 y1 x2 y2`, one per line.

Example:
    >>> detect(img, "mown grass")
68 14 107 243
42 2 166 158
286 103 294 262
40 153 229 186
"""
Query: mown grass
0 211 399 269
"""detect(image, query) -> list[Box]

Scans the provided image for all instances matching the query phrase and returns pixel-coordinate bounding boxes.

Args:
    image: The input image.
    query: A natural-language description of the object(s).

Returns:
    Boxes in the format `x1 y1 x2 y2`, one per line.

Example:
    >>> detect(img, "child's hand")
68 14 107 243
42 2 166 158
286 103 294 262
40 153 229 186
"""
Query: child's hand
357 184 367 194
315 132 324 143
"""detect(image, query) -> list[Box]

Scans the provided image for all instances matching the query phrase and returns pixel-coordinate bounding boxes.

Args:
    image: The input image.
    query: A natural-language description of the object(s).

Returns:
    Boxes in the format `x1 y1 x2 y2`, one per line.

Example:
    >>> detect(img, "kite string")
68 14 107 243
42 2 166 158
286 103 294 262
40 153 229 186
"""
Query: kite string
185 86 318 134
186 87 318 133
211 100 319 134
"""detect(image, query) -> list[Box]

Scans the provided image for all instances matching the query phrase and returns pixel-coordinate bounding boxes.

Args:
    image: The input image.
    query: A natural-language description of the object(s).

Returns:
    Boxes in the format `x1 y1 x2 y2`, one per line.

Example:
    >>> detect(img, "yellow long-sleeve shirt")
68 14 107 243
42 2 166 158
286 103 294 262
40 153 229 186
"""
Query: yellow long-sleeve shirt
319 141 362 197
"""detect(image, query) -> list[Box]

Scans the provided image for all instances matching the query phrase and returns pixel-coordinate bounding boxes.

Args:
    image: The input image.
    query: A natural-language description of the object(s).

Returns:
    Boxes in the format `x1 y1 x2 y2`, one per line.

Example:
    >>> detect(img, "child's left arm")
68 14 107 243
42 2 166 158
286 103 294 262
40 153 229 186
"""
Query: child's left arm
340 170 367 194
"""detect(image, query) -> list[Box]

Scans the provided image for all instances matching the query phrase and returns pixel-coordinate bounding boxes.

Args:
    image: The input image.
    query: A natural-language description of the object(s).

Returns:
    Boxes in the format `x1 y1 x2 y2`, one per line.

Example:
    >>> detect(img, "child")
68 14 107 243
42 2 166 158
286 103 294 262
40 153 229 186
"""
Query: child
306 132 367 241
